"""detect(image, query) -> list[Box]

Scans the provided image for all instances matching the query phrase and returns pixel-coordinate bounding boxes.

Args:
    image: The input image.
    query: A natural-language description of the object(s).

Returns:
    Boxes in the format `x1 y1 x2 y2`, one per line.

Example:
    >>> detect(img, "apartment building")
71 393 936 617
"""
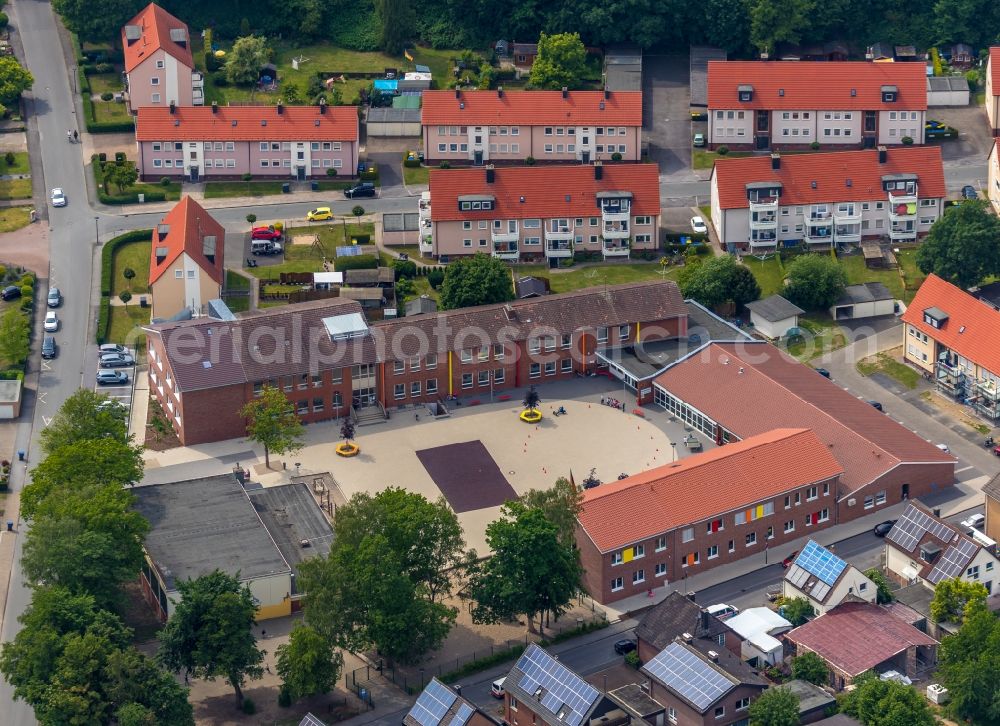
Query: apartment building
707 61 927 150
122 3 203 110
710 146 945 253
421 88 642 165
424 162 660 260
576 429 844 604
986 48 1000 133
134 102 359 181
901 274 1000 421
142 280 689 445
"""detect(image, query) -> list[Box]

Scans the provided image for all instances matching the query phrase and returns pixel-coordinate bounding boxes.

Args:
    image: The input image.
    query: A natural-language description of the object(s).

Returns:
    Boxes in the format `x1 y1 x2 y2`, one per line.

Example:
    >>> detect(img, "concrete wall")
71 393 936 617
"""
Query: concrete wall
750 312 797 340
648 678 762 726
902 321 936 371
878 110 925 144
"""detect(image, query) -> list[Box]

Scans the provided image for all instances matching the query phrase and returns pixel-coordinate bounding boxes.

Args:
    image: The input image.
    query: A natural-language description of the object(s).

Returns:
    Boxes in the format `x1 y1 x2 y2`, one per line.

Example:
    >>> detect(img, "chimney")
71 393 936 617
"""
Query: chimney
486 164 495 183
770 153 780 170
681 632 693 643
498 86 504 98
169 101 176 115
211 101 218 114
454 684 462 695
708 651 719 662
878 145 887 164
604 89 610 99
277 102 284 115
686 591 697 602
455 88 461 99
562 87 568 98
319 97 327 114
701 610 712 630
594 161 603 180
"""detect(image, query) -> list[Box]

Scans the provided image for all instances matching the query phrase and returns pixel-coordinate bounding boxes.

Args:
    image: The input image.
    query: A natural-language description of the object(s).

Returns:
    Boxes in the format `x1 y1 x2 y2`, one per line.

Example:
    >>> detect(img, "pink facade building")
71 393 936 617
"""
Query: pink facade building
122 3 203 111
135 103 359 182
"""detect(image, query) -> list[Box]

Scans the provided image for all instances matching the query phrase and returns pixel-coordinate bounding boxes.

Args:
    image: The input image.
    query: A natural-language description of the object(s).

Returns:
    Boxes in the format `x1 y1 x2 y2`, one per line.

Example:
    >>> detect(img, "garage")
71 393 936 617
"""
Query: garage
830 282 895 320
927 76 970 107
366 107 421 138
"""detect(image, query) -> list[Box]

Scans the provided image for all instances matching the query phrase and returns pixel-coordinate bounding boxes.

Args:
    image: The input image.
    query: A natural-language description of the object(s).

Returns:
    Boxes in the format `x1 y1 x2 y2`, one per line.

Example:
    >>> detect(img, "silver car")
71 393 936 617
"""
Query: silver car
50 188 66 207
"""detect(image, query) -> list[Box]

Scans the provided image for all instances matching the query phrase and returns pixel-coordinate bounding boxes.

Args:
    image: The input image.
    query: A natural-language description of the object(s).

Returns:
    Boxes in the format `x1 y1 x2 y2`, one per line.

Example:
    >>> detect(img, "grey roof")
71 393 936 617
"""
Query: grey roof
344 267 395 286
885 501 986 585
635 591 731 652
983 471 1000 502
133 474 291 592
927 76 969 92
606 684 664 719
812 714 863 726
404 678 481 726
835 282 894 306
368 107 422 124
505 644 603 726
746 294 804 323
406 295 438 316
780 680 836 715
975 281 1000 310
642 640 764 713
690 46 727 107
891 582 935 620
0 378 21 403
605 46 642 92
515 276 548 298
246 483 334 576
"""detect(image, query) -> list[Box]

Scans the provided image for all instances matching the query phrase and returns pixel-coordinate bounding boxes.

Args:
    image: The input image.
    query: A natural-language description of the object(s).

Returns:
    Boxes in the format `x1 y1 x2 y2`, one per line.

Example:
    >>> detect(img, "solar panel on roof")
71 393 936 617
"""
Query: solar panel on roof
515 645 600 726
299 715 327 726
643 642 735 711
794 540 847 586
409 680 458 726
928 537 978 584
887 504 956 552
448 702 475 726
336 245 363 258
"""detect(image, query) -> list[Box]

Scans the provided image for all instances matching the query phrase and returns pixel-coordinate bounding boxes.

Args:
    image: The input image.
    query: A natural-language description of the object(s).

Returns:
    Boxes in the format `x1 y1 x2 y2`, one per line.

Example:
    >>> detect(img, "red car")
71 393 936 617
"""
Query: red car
782 551 799 568
251 226 282 241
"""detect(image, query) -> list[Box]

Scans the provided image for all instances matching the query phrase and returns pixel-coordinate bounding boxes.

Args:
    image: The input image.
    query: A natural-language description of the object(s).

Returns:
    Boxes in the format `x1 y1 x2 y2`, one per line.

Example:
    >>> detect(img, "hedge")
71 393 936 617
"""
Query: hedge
98 189 166 205
330 253 378 271
79 66 136 134
0 369 24 380
100 229 152 296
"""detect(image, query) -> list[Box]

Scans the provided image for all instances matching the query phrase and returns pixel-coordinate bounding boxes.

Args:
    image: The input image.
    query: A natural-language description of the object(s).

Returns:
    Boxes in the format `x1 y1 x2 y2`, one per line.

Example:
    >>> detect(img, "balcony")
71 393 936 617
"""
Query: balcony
192 71 204 89
888 192 918 221
491 229 519 244
601 206 630 223
601 240 630 258
975 379 1000 420
834 206 862 223
545 239 573 258
835 224 862 244
888 225 916 241
492 241 519 260
602 225 630 240
545 225 574 241
805 210 832 224
935 359 965 398
418 193 431 219
749 197 779 213
748 232 777 251
749 213 777 230
419 233 433 253
888 188 918 205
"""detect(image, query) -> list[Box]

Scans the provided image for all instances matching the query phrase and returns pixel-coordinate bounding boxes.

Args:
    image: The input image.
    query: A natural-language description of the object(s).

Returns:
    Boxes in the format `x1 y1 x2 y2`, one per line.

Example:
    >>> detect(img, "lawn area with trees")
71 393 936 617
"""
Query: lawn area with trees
245 222 375 278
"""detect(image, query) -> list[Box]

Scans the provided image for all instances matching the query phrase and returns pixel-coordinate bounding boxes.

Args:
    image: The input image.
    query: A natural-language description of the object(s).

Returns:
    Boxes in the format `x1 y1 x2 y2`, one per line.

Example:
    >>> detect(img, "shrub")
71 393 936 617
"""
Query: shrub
115 152 126 163
810 141 821 150
901 136 914 145
212 72 229 87
0 265 6 280
19 285 31 298
611 151 623 161
624 650 641 668
717 146 729 155
94 62 114 74
428 268 445 289
525 156 536 165
0 12 8 29
241 697 256 715
402 152 421 168
393 259 417 280
3 151 12 167
100 92 114 102
100 229 153 296
326 167 338 177
95 295 110 343
438 161 451 169
19 298 31 312
277 686 292 708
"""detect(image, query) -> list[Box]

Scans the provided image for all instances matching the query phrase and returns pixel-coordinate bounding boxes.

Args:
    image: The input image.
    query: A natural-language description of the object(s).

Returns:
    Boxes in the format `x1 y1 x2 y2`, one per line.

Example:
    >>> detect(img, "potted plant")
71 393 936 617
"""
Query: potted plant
519 385 542 423
335 417 359 457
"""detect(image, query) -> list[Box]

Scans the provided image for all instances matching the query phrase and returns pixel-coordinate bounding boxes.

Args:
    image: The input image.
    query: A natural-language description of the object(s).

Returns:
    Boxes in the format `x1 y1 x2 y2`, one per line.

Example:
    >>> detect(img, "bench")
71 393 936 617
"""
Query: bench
497 394 512 402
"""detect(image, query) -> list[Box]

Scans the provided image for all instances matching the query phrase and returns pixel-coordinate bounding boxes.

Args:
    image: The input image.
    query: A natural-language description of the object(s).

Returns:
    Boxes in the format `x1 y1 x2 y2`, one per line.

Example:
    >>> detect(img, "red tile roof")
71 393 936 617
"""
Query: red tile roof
122 3 194 74
136 105 359 142
785 601 937 677
901 273 1000 377
653 343 953 492
149 196 225 285
421 90 642 126
712 146 945 210
577 429 842 552
707 61 927 110
429 163 660 221
991 48 1000 95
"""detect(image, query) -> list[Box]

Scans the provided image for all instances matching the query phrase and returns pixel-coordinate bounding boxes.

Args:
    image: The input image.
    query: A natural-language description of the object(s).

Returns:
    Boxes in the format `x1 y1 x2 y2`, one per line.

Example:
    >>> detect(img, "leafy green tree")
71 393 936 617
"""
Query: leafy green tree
748 686 799 726
102 161 139 195
530 32 588 90
157 570 265 709
0 305 29 366
276 624 343 702
749 0 814 54
790 650 828 684
224 36 271 85
781 596 814 626
340 416 356 445
241 384 304 468
119 290 133 308
917 200 1000 290
104 648 194 725
521 477 583 548
469 501 582 633
783 255 847 310
0 57 32 108
938 604 1000 724
375 0 415 54
351 204 366 219
930 577 988 623
680 255 761 311
246 213 257 228
116 703 158 726
439 253 514 309
39 388 131 455
123 267 136 290
864 568 894 605
839 672 935 726
523 385 540 412
52 0 144 42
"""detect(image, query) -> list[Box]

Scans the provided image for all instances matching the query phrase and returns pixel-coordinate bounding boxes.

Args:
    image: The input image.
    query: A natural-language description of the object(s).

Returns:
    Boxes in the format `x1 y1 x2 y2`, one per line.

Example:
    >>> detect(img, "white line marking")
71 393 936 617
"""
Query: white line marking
42 416 51 426
956 465 974 474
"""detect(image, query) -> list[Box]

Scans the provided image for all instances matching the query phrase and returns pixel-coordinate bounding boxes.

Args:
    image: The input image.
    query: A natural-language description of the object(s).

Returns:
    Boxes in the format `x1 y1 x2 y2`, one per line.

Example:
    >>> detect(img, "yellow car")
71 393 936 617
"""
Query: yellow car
307 206 333 221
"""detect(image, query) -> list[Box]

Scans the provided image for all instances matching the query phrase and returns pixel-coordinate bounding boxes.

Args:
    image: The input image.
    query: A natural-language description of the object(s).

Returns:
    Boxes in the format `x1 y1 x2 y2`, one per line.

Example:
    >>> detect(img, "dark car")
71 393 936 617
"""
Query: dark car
782 550 800 568
99 352 135 368
962 185 978 200
345 182 376 199
1 285 20 301
816 367 831 378
251 226 282 241
868 400 884 411
41 336 57 360
873 520 897 537
613 639 637 655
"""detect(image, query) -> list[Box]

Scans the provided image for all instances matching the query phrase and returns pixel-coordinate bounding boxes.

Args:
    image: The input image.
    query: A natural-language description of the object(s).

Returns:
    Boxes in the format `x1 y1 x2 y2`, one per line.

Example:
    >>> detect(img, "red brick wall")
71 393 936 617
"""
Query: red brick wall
648 679 762 726
837 462 955 524
505 694 545 726
176 383 247 445
249 368 354 425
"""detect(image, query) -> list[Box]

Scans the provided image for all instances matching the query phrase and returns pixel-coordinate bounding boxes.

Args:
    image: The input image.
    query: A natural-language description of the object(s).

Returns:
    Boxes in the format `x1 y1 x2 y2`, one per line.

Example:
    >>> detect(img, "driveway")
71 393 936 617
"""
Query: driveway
926 106 993 166
643 55 695 180
369 151 406 197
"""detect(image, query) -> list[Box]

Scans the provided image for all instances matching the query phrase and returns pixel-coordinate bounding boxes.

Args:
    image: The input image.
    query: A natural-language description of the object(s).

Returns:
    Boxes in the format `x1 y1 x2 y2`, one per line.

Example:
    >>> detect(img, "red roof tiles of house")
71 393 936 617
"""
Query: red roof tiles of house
149 196 225 285
421 90 642 126
578 429 842 553
707 60 927 110
991 48 1000 94
712 146 945 209
122 3 194 74
785 601 937 677
136 105 359 142
901 273 1000 377
429 163 660 221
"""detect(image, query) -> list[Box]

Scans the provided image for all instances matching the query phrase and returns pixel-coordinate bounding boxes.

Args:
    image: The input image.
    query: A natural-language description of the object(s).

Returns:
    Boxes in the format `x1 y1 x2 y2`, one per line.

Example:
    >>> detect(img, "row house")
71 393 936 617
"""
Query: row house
421 88 642 165
986 48 1000 133
576 428 844 604
135 102 359 182
707 61 927 150
142 280 689 446
901 274 1000 421
709 146 945 254
424 162 660 261
122 3 204 110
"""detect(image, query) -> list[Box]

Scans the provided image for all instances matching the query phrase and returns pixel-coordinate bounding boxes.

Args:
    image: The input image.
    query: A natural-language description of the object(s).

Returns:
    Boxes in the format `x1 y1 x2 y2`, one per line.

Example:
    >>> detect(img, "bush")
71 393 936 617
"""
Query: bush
624 650 641 668
810 141 820 150
438 161 451 169
331 253 378 271
3 151 13 167
0 12 8 30
326 167 338 177
241 697 256 715
901 136 914 145
100 92 114 102
96 295 110 343
611 151 623 161
212 72 229 87
717 146 729 155
403 153 421 168
94 62 114 74
19 298 31 312
160 177 171 186
277 686 292 708
428 268 445 289
525 156 536 165
393 259 417 280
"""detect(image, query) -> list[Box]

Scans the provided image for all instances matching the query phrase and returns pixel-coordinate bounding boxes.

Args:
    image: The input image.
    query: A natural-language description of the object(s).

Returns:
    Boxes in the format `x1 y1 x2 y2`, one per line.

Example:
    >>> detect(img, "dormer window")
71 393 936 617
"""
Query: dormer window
923 306 948 329
881 85 898 103
738 84 753 102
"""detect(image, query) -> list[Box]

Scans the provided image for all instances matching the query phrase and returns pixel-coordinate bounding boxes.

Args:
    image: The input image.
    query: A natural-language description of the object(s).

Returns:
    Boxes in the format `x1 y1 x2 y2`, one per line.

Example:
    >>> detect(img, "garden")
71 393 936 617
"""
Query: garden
75 40 133 133
90 153 182 205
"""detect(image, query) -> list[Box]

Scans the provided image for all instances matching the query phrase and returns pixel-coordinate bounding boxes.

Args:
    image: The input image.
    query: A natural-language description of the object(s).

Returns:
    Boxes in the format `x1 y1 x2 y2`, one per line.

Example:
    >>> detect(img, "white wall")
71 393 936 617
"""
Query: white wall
750 312 797 339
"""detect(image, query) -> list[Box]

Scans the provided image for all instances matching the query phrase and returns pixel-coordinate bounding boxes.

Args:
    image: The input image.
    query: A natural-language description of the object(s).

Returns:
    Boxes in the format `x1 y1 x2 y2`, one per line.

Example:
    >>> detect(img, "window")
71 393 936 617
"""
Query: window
411 381 421 397
823 482 830 496
707 545 718 559
668 707 677 725
174 269 183 278
561 333 572 349
478 370 489 386
394 384 405 400
714 706 725 719
409 357 421 372
529 363 540 378
682 552 699 567
297 400 308 415
632 569 645 585
619 324 629 340
655 536 666 552
784 520 795 533
153 159 163 167
746 532 757 546
681 527 694 543
561 358 572 373
494 368 505 383
875 491 887 505
611 551 623 566
460 349 472 363
393 360 405 374
655 562 666 577
736 697 750 711
807 486 818 501
597 326 608 343
611 577 623 592
767 526 774 540
510 697 519 712
707 518 724 533
151 93 161 103
427 379 438 394
461 373 473 389
298 374 309 390
544 361 556 376
151 77 160 86
312 397 324 413
635 216 651 225
728 539 735 553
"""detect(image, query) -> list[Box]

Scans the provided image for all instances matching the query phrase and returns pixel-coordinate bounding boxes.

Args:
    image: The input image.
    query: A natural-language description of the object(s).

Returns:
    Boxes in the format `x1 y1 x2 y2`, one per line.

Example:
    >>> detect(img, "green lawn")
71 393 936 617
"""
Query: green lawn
111 241 151 297
0 207 33 233
88 73 122 95
203 181 287 199
225 269 251 291
837 253 905 301
222 295 250 312
742 257 785 297
107 305 150 346
693 150 752 170
247 222 375 277
783 314 847 361
93 100 132 124
857 352 920 389
0 178 32 200
386 244 422 259
403 165 430 185
512 262 679 294
0 152 29 176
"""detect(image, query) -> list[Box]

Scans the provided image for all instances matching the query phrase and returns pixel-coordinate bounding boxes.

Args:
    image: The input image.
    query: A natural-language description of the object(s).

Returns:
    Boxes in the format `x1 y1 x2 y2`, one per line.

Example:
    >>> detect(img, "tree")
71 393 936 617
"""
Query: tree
240 384 304 467
0 56 32 107
790 651 828 685
748 0 814 54
102 161 139 195
104 648 194 725
51 0 144 42
530 32 588 90
523 385 540 412
224 36 270 85
351 204 366 220
119 290 132 308
0 305 29 366
839 672 936 726
39 389 131 456
521 477 584 547
246 213 257 228
375 0 415 54
938 604 1000 724
916 200 1000 290
781 596 814 626
469 501 582 633
340 416 356 444
439 253 515 310
748 686 799 726
930 577 988 623
783 255 847 310
679 255 761 311
123 267 136 291
276 624 342 702
157 570 265 709
864 568 894 605
282 83 302 104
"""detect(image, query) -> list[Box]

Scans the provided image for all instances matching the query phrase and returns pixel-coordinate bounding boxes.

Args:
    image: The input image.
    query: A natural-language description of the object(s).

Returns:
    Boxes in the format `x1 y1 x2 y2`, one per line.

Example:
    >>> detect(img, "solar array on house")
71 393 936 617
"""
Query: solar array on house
448 702 475 726
516 644 600 726
409 680 457 726
886 504 955 551
928 537 978 584
784 540 848 602
643 642 735 711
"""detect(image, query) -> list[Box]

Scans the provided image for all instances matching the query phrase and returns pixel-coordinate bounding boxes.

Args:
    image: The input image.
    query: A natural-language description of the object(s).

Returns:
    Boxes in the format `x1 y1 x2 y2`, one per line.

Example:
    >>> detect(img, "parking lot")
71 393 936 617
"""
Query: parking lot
89 344 137 419
925 105 993 165
643 54 695 179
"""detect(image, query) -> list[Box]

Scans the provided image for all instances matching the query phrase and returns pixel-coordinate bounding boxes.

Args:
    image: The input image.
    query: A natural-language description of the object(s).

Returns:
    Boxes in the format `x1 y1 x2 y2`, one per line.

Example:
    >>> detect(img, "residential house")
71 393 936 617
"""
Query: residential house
778 680 837 725
135 102 359 182
425 163 660 261
706 61 927 150
122 3 203 110
421 89 642 165
143 280 689 445
509 42 539 71
829 282 895 321
901 273 1000 420
745 294 803 340
724 608 792 666
986 48 1000 133
652 342 955 521
784 601 938 689
948 44 975 67
576 429 844 605
641 638 768 726
709 146 946 254
504 644 626 726
783 540 877 615
634 591 739 664
405 679 495 726
148 196 225 320
987 141 1000 215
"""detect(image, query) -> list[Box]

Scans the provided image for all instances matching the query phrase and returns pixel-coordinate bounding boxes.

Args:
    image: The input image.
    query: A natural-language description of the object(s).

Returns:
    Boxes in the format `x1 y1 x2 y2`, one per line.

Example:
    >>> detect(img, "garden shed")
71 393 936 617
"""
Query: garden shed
926 76 969 106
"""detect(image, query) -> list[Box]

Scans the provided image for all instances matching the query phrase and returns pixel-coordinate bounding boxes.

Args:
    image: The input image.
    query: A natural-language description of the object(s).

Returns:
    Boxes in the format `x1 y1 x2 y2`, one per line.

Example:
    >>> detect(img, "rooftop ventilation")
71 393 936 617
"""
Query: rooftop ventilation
459 102 465 110
261 119 267 126
594 161 603 180
604 89 610 100
562 87 568 98
276 102 283 115
455 88 461 99
811 180 817 189
485 164 495 183
211 101 218 114
778 88 784 96
231 119 237 127
318 98 327 113
846 178 853 187
771 153 780 170
519 195 525 203
169 101 176 114
599 100 605 110
851 88 857 97
497 86 504 98
314 119 320 126
173 119 180 127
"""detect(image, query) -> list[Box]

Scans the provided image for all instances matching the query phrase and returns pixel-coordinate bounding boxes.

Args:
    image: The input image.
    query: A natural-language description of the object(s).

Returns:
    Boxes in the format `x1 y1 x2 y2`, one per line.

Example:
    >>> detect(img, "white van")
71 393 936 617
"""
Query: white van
491 676 506 698
705 603 739 621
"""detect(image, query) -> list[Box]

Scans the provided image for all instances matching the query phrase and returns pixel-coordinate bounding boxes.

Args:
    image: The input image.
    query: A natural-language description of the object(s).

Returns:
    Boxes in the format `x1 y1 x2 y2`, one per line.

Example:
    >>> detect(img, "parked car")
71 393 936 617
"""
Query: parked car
867 400 884 411
47 287 62 308
1 285 20 301
50 187 66 207
307 206 333 221
816 367 831 378
782 550 799 568
491 677 506 698
99 343 127 356
705 603 739 621
99 352 135 368
961 513 985 530
41 335 57 360
614 639 637 655
690 216 708 234
345 182 377 199
251 226 282 241
873 520 897 537
925 124 957 139
43 311 59 332
693 133 706 147
96 370 129 386
690 110 708 121
936 443 951 454
250 239 283 256
961 185 978 200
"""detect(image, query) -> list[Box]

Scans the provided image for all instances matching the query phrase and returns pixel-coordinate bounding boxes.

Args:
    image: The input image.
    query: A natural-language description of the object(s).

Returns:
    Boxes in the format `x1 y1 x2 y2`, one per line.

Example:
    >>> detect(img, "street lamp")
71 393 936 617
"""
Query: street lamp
94 216 100 246
671 442 677 462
